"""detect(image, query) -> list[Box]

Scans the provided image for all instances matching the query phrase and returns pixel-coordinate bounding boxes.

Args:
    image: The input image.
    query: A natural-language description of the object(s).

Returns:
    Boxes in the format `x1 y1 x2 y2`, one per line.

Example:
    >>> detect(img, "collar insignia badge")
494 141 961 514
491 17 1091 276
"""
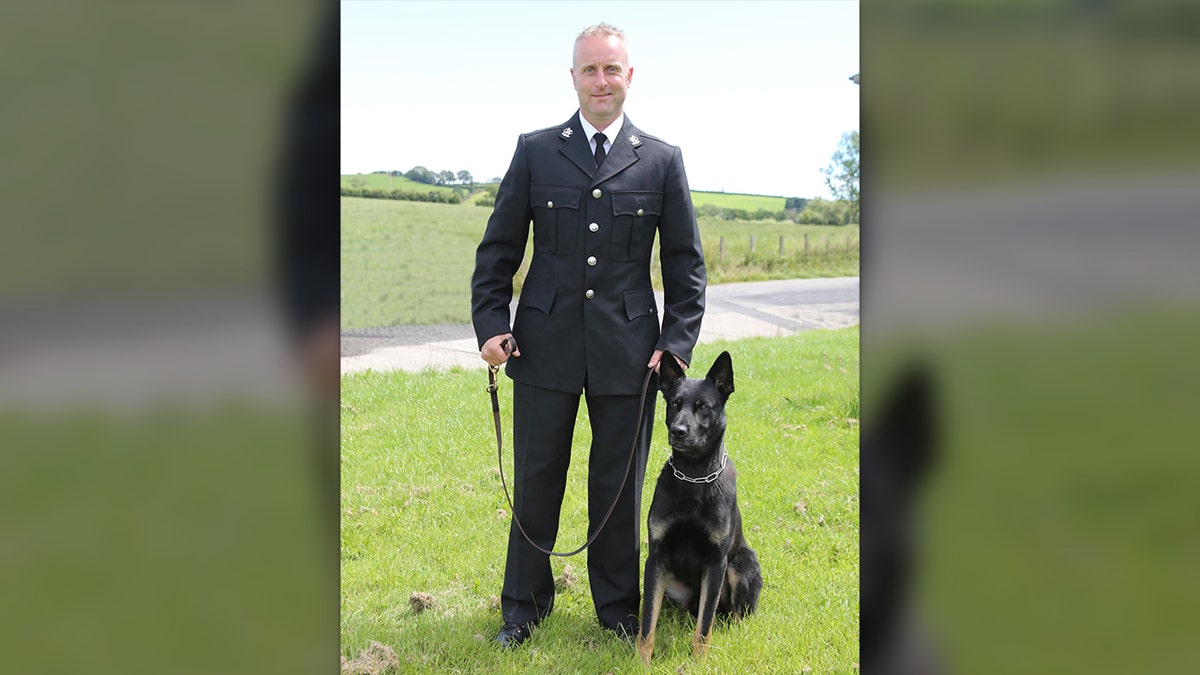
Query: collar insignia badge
561 128 573 138
628 135 641 147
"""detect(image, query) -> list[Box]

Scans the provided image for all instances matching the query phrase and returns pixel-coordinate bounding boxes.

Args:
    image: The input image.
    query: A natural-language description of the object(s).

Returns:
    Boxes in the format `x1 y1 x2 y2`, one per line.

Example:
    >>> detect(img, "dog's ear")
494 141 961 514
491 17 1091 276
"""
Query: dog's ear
658 349 686 392
706 351 735 400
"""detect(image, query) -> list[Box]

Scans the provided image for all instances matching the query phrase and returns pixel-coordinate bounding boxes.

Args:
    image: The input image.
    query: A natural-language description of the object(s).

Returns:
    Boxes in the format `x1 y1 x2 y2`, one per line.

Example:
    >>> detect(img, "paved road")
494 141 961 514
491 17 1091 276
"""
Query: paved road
341 277 859 375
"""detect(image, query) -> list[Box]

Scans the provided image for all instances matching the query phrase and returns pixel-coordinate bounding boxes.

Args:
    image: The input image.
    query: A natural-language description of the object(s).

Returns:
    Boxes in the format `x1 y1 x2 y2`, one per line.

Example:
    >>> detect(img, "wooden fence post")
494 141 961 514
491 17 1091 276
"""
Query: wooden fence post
750 235 756 253
825 236 831 253
719 236 726 262
779 236 785 255
804 233 809 255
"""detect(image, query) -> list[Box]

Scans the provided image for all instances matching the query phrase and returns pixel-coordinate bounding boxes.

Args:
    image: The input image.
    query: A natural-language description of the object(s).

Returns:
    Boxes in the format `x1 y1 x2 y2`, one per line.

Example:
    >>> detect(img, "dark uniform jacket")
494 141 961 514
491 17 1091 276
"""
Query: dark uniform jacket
472 113 707 396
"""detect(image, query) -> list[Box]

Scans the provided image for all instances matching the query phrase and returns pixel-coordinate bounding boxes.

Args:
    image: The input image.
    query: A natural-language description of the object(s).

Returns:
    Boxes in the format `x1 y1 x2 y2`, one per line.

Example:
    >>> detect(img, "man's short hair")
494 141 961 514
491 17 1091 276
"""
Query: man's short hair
575 22 626 47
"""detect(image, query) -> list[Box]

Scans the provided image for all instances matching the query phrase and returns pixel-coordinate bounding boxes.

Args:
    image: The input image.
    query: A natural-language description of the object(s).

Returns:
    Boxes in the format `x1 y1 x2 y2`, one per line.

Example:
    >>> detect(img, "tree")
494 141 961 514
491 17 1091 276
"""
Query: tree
784 196 809 212
437 170 455 186
457 170 473 187
821 130 859 222
405 165 435 184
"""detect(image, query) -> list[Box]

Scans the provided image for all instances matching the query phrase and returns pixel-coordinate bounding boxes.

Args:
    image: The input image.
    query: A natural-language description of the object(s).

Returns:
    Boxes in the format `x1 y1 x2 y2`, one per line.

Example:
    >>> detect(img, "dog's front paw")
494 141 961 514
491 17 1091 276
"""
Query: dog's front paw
692 637 710 657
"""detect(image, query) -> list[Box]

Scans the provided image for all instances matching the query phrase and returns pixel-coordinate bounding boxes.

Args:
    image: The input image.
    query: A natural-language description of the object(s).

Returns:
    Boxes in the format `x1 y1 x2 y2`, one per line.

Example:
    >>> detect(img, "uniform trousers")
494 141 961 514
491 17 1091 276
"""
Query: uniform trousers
502 377 656 629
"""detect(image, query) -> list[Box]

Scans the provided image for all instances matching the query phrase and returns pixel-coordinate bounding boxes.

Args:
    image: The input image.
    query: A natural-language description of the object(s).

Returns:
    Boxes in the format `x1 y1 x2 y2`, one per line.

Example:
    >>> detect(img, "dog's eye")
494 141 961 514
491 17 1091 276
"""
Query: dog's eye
698 403 710 412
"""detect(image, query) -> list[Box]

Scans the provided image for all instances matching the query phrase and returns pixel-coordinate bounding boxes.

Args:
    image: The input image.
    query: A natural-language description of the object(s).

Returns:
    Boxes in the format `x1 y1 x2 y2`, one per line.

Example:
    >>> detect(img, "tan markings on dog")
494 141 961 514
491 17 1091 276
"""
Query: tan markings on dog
707 521 731 547
662 572 694 607
647 515 669 543
726 566 743 620
638 570 666 665
692 571 713 656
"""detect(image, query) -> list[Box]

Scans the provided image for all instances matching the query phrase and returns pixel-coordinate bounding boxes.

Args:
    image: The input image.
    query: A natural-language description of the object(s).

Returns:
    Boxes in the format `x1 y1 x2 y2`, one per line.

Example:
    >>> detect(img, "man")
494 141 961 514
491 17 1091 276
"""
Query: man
471 23 707 649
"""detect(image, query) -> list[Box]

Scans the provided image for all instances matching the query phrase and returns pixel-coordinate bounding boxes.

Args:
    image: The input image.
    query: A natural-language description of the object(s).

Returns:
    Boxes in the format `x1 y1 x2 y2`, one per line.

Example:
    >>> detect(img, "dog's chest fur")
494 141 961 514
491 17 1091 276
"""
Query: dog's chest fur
647 461 737 596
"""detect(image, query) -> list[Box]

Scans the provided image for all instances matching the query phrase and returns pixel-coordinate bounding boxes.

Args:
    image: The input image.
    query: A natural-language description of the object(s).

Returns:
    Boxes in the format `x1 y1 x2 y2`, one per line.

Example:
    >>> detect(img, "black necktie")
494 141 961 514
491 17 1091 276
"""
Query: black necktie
593 133 607 169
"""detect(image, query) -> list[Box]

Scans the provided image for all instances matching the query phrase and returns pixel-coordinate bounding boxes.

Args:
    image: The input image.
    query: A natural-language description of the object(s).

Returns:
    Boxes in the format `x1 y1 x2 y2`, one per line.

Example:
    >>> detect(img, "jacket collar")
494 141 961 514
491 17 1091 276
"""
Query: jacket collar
557 112 643 185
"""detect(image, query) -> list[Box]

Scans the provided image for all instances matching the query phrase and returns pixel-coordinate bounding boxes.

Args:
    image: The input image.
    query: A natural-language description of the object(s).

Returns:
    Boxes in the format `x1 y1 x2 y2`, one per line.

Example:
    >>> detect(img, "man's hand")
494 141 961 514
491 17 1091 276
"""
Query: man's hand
647 349 687 373
481 333 520 367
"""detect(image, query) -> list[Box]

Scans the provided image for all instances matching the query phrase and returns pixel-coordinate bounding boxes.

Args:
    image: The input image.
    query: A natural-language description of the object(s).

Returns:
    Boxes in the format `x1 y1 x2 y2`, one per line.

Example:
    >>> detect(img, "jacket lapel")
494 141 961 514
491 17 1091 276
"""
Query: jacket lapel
592 118 641 186
557 116 595 179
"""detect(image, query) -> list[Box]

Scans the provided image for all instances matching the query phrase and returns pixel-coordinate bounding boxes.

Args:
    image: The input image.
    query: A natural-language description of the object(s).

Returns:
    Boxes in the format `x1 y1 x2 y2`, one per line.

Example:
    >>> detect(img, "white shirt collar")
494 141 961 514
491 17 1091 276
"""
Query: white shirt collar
578 111 624 151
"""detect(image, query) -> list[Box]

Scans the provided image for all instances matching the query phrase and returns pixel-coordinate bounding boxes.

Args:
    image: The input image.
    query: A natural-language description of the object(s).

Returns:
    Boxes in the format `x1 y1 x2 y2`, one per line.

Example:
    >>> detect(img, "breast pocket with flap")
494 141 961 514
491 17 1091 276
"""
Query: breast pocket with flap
530 184 582 256
610 191 663 262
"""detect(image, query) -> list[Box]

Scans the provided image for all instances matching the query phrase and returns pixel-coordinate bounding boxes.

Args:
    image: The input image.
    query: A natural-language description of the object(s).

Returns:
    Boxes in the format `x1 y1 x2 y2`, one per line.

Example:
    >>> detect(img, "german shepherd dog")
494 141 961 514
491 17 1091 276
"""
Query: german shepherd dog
637 350 762 664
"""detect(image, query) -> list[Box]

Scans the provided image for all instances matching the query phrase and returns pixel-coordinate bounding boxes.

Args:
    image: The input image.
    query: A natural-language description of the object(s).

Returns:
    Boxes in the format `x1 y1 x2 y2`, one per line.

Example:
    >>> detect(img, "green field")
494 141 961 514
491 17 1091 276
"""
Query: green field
690 191 788 212
341 329 860 673
342 173 466 196
341 176 792 211
341 197 857 329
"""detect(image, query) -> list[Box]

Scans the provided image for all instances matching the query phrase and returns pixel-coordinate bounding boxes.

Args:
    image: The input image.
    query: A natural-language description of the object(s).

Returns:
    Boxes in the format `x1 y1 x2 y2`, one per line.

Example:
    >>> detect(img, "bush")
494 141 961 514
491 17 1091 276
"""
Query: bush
795 197 855 225
339 185 461 205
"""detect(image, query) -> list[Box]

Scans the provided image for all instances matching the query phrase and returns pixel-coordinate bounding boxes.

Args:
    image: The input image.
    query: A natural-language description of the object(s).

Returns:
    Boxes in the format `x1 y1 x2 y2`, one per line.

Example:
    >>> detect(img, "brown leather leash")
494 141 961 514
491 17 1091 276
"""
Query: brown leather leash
487 338 654 557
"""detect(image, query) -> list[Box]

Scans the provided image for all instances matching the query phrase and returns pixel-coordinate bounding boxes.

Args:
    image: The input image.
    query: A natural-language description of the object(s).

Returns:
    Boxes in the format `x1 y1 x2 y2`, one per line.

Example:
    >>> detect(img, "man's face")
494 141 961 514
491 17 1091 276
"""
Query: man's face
571 35 633 129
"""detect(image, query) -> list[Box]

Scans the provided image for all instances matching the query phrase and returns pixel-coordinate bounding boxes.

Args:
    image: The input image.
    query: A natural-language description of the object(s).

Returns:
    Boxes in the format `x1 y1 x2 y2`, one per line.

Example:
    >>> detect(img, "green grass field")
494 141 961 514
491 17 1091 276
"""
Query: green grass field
690 191 788 212
341 197 857 329
341 176 788 211
342 173 466 196
341 198 484 327
340 329 860 673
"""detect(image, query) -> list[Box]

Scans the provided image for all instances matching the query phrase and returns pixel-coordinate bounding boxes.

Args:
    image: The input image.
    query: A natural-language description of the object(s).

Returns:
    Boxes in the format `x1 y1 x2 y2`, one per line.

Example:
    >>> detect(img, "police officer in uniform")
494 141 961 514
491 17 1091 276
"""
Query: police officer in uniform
471 22 706 648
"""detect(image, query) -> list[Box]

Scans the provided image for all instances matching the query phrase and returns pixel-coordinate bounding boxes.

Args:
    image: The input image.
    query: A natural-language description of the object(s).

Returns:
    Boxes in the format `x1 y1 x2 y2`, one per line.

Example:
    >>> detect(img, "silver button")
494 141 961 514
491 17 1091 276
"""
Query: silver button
587 256 597 266
636 208 644 216
592 188 602 198
547 200 554 208
585 289 594 299
589 223 599 232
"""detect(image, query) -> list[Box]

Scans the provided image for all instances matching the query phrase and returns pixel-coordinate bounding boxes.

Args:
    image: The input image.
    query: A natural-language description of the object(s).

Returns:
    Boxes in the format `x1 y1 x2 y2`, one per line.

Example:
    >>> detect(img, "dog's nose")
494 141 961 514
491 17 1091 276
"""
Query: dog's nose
669 425 687 440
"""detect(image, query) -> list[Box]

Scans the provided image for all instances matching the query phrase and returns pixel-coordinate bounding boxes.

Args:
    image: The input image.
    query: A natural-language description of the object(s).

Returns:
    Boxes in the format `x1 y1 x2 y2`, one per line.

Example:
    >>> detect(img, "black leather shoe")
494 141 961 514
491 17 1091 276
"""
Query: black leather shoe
602 618 638 643
496 621 536 650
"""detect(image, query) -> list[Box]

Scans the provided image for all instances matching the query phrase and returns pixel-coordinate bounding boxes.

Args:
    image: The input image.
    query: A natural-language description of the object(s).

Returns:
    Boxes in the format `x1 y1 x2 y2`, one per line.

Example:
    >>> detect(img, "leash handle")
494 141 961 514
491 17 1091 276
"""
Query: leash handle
488 365 654 558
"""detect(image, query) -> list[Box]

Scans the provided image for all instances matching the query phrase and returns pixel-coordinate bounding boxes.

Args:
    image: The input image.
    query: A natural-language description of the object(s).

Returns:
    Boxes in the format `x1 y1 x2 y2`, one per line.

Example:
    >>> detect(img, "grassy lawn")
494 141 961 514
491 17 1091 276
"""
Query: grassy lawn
341 197 857 329
340 328 860 673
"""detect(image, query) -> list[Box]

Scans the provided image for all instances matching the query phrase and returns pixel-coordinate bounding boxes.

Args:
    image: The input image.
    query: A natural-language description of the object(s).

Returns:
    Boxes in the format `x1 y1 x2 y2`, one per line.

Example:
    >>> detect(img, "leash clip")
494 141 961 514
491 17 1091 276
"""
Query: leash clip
486 337 513 393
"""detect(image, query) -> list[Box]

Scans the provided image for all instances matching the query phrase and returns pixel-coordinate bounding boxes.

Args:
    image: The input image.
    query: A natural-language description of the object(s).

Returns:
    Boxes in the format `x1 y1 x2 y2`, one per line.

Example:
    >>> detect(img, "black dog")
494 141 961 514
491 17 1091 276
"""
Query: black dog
637 350 762 664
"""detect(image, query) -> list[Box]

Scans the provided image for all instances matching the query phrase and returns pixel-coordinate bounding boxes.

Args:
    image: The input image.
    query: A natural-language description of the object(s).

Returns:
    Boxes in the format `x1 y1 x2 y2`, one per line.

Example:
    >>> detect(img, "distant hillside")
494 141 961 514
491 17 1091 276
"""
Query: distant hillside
690 191 787 212
341 173 464 195
341 175 791 210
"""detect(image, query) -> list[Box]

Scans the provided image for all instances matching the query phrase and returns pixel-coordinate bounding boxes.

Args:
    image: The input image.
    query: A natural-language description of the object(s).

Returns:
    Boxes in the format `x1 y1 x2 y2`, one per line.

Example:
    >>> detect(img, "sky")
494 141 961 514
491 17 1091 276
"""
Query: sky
341 0 859 199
